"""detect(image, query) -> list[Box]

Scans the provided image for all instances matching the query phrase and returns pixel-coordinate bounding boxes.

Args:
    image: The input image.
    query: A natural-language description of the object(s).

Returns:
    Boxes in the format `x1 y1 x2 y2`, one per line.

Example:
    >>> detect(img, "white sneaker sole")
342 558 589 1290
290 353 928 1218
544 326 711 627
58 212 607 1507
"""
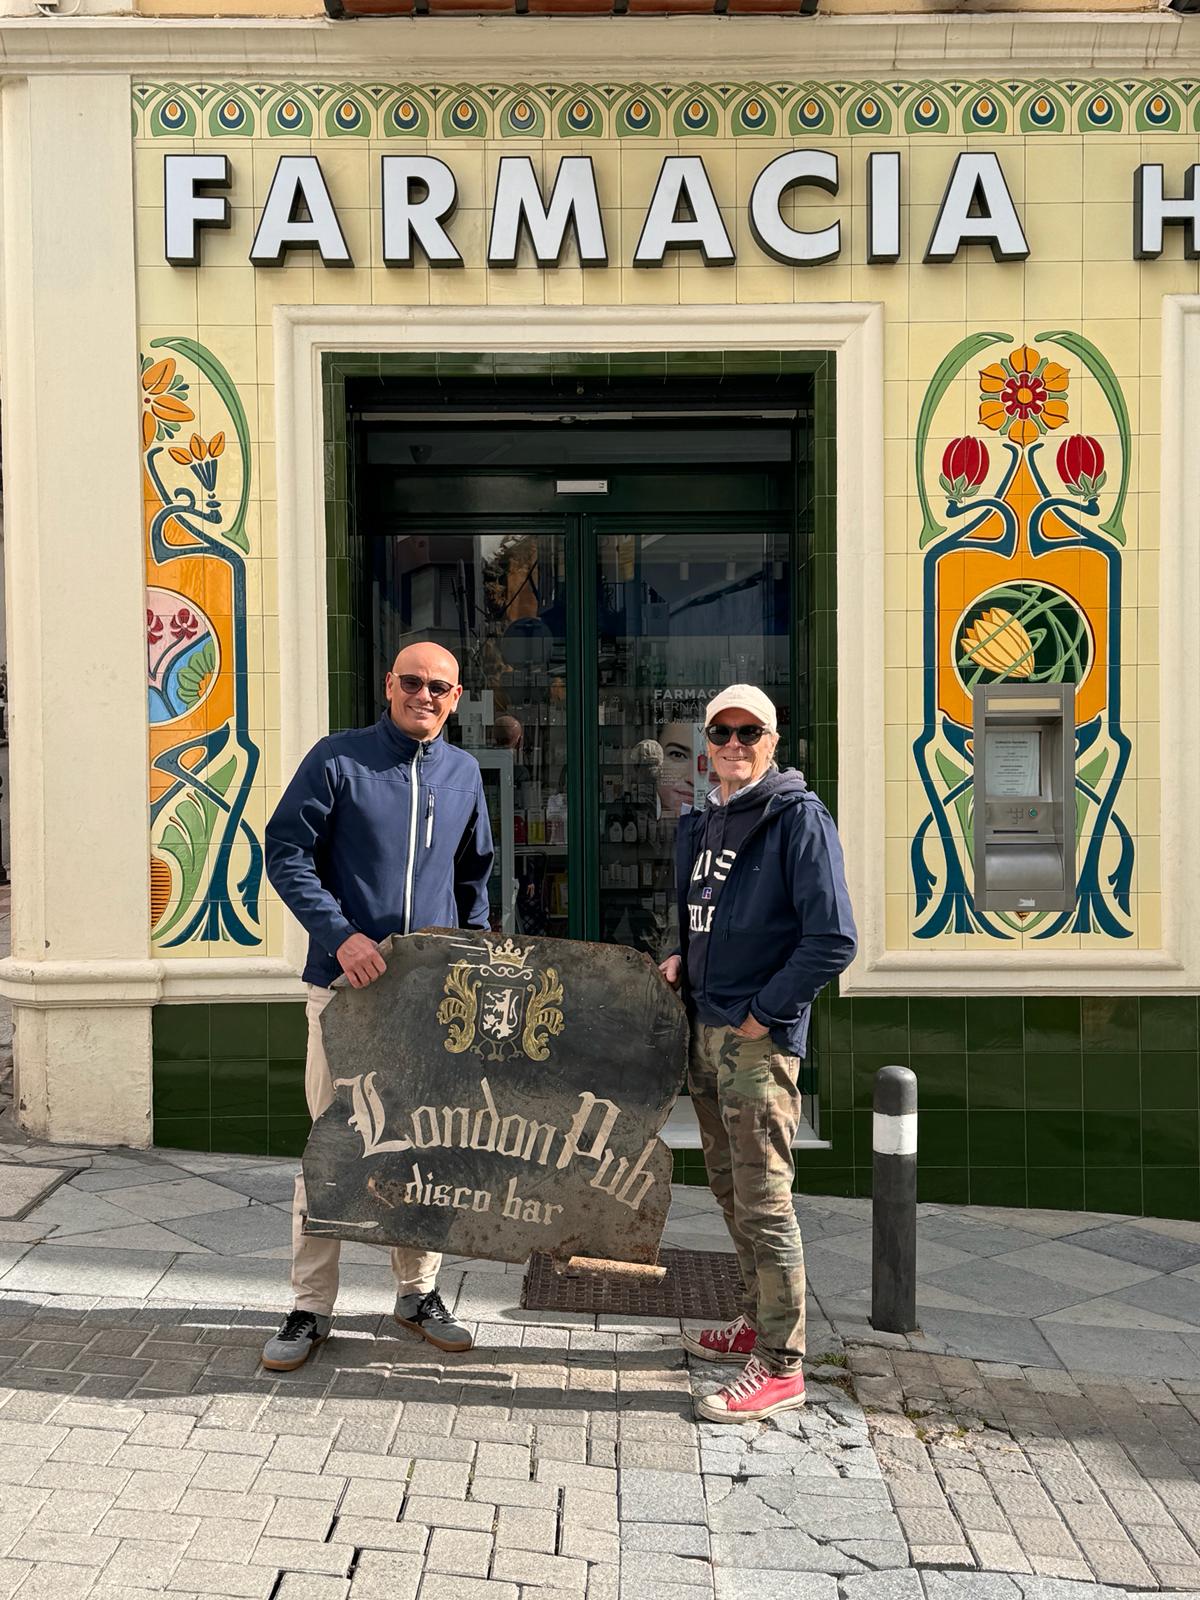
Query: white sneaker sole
681 1329 757 1362
695 1390 807 1423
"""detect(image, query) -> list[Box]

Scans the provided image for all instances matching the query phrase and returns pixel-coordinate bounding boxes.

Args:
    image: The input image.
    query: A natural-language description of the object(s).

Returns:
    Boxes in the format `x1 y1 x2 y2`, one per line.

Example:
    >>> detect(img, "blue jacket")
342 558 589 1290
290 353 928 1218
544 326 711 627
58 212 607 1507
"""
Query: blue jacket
265 713 494 987
674 768 857 1057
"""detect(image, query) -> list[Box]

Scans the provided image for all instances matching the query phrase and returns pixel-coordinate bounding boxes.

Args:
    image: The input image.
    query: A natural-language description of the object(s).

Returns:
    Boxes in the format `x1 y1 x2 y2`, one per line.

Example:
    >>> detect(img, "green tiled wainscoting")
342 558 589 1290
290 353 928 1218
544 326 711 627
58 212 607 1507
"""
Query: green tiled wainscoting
672 1149 712 1186
154 994 1200 1221
152 1003 309 1158
799 991 1200 1222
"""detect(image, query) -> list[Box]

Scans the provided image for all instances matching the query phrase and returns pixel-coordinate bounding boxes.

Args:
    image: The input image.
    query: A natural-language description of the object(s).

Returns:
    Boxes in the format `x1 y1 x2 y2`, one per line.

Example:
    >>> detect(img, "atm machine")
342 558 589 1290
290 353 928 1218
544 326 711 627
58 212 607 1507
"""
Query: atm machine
972 683 1075 915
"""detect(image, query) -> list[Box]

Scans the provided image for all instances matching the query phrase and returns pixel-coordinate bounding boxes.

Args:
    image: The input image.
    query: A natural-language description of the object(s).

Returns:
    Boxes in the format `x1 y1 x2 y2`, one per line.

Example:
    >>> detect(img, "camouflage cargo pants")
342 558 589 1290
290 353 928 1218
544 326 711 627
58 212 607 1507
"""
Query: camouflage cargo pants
687 1022 806 1374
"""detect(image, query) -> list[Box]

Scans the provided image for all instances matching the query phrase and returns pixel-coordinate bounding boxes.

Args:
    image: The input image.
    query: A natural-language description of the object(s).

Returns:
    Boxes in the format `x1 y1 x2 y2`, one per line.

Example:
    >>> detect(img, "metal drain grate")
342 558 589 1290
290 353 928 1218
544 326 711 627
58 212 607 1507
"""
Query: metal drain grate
521 1247 743 1320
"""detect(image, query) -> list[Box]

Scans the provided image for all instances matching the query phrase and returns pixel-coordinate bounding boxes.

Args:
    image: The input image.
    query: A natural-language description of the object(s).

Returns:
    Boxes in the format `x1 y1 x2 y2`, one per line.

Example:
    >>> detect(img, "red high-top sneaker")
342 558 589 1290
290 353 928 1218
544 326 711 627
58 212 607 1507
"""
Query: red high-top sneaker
696 1356 807 1423
682 1313 758 1363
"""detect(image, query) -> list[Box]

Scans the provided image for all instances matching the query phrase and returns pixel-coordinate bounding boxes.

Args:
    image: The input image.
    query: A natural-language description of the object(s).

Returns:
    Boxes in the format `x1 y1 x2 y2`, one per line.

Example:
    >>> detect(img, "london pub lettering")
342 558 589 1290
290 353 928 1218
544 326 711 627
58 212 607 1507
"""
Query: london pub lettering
301 930 689 1265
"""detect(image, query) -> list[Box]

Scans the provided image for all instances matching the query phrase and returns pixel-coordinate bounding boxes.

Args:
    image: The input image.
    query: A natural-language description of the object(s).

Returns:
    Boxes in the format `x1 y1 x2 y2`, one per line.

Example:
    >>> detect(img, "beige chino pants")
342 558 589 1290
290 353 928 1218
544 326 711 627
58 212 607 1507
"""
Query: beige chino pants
291 984 442 1316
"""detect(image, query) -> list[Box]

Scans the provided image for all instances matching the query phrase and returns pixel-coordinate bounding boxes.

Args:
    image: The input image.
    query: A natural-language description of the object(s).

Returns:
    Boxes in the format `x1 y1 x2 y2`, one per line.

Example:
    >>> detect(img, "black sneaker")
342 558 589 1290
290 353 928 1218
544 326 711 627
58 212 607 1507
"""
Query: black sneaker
261 1309 332 1371
394 1288 473 1352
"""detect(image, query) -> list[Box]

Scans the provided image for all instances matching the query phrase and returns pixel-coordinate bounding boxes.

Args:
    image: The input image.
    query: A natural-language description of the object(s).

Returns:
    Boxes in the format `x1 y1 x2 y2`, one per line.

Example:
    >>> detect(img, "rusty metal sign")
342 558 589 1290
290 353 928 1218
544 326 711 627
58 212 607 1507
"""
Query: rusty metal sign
301 930 688 1266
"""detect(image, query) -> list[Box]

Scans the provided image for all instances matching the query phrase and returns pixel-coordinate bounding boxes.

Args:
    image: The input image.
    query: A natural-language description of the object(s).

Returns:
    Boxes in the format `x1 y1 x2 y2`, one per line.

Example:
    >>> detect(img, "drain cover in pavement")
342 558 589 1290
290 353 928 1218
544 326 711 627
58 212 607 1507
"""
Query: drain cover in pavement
0 1163 74 1220
521 1247 742 1319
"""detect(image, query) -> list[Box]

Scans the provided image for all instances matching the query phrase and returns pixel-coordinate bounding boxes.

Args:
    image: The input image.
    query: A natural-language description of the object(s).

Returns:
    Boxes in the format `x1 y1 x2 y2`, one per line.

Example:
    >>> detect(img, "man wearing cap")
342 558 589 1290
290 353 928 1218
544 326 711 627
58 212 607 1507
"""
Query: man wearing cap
659 685 856 1423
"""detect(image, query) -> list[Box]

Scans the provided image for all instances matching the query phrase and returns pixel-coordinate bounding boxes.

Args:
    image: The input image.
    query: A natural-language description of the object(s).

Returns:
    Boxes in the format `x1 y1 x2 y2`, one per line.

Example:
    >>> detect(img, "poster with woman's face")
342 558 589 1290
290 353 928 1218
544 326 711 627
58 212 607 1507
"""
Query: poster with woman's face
656 721 711 816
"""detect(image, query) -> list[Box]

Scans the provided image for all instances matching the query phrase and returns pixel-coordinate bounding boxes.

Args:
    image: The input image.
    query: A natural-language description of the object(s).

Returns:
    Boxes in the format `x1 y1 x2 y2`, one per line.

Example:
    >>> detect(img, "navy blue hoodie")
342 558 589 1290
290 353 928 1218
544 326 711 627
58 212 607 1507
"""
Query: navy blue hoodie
674 768 857 1057
265 713 494 987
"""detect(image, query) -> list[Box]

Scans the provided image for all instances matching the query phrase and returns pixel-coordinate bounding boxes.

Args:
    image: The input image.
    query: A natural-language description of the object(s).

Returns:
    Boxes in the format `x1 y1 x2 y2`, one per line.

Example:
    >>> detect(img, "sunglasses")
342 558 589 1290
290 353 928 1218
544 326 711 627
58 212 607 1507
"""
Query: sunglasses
705 723 768 747
396 674 456 699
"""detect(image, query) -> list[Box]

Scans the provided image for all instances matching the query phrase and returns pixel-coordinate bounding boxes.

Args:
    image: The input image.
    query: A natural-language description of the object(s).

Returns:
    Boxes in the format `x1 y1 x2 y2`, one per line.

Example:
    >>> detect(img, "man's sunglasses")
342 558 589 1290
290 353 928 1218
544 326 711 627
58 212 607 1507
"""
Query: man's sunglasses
396 674 456 699
705 723 768 747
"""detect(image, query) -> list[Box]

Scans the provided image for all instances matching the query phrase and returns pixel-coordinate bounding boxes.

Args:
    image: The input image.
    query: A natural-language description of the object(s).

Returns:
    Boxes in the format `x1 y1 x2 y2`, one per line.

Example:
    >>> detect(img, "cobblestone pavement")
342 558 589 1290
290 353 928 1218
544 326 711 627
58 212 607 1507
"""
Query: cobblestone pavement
0 1107 1199 1595
848 1346 1200 1590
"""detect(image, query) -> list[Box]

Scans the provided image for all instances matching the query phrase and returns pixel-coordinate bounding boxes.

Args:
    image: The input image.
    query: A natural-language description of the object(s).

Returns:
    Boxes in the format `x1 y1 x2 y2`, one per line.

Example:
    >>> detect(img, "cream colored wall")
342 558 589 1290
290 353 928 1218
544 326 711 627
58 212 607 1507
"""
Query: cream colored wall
132 81 1191 990
2 74 154 1142
136 0 318 14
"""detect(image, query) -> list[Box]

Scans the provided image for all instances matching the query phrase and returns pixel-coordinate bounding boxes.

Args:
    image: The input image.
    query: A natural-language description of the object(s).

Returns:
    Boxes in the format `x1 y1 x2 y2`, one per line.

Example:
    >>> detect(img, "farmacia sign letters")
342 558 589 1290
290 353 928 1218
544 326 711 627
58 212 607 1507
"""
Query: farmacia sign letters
163 150 1200 269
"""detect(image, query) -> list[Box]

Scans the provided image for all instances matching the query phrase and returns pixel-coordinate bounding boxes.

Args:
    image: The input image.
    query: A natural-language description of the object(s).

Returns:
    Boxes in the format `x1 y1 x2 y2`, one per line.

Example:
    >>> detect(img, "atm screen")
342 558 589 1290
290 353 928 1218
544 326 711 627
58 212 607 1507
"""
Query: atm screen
985 728 1041 797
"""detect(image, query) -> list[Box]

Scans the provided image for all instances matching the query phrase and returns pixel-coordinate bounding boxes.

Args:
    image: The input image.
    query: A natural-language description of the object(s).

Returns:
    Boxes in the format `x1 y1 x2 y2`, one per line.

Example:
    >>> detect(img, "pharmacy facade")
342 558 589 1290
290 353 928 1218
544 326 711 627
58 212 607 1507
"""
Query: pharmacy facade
4 13 1200 1218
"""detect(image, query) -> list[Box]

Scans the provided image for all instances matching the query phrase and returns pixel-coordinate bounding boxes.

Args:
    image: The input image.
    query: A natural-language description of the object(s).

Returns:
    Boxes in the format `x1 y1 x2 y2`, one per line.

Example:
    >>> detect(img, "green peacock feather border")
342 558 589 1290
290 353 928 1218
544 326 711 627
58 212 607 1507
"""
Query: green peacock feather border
132 78 1200 143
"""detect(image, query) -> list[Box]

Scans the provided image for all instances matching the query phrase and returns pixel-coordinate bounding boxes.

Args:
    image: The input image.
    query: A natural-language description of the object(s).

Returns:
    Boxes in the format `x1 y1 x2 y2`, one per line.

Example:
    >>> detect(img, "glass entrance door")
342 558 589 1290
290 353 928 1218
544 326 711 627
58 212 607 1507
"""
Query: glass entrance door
365 514 799 950
367 521 574 938
590 518 796 955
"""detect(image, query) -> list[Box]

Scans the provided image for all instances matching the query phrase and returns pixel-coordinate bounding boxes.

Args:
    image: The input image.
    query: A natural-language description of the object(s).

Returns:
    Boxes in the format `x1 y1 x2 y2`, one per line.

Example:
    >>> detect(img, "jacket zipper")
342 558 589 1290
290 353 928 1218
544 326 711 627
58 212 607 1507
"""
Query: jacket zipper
425 791 435 849
403 747 423 933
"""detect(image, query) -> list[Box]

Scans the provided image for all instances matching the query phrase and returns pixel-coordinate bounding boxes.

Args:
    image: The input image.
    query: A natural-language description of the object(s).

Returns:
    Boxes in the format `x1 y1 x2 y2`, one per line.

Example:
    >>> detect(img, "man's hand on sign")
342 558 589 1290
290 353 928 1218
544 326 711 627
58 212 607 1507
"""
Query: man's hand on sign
658 954 682 989
337 933 387 988
734 1013 771 1041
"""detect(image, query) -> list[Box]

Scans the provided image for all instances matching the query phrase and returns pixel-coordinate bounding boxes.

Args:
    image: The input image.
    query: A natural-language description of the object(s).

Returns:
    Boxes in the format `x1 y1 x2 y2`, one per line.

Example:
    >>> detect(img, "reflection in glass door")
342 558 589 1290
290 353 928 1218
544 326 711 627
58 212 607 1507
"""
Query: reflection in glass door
367 519 797 955
592 522 794 956
369 524 573 938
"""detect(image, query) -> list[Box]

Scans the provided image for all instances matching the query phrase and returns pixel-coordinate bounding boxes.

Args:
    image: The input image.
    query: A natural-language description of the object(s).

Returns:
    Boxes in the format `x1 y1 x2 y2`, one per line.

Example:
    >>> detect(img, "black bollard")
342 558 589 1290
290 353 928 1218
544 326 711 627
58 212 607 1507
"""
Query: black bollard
871 1063 918 1334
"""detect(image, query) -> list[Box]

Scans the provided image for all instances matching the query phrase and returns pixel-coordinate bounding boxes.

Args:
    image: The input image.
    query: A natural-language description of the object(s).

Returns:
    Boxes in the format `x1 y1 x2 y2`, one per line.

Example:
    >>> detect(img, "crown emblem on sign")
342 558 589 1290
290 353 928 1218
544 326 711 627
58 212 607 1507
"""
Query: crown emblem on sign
488 936 532 966
481 937 534 979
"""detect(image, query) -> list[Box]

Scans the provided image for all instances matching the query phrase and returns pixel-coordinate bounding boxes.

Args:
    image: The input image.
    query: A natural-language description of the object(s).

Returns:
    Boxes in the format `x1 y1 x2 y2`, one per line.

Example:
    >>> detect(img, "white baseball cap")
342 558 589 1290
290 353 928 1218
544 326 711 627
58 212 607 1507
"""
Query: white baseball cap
704 684 778 733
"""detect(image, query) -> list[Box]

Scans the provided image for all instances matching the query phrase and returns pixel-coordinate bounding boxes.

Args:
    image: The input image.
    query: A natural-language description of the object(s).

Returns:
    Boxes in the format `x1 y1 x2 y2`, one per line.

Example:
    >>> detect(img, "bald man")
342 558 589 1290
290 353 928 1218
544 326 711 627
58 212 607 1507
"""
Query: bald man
262 642 494 1370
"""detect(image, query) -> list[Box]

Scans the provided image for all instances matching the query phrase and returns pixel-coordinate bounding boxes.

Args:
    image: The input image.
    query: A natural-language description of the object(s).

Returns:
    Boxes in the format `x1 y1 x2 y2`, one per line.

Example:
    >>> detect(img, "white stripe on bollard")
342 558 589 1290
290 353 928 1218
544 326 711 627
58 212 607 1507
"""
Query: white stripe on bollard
872 1110 917 1157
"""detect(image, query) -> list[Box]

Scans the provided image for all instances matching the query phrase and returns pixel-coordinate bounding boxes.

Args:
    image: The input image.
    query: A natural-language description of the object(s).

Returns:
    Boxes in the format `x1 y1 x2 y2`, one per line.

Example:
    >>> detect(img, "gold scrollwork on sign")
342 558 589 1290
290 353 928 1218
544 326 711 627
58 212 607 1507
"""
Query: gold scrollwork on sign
437 962 480 1054
437 938 565 1063
522 967 565 1061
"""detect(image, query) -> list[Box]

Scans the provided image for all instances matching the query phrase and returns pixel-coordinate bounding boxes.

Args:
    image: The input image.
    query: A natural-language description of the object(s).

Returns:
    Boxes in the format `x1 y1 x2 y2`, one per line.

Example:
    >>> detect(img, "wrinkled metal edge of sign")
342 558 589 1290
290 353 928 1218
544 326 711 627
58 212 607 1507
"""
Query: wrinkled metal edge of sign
300 928 688 1271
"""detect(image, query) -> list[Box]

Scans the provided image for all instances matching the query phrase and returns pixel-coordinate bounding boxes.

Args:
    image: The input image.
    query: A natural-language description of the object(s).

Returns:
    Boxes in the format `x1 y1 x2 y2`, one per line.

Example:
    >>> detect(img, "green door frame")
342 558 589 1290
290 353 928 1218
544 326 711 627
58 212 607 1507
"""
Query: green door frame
326 346 837 819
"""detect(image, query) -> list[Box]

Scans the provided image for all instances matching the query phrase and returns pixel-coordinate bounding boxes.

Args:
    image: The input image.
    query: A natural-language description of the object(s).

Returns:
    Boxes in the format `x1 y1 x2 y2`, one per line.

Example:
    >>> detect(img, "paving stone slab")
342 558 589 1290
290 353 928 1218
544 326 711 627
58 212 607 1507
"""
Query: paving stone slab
921 1575 1022 1600
920 1261 1092 1320
0 1165 73 1222
839 1573 924 1600
99 1179 249 1225
1109 1276 1200 1331
620 1523 709 1556
618 1585 712 1600
834 1539 911 1569
992 1242 1163 1296
1038 1299 1198 1334
0 1246 174 1300
417 1578 519 1600
905 1312 1063 1369
14 1187 145 1238
1069 1227 1200 1276
426 1527 494 1579
620 1466 708 1524
148 1255 293 1307
346 1549 423 1600
205 1167 300 1206
714 1569 839 1599
1039 1325 1200 1381
1014 1579 1127 1600
165 1206 293 1257
710 1530 863 1574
